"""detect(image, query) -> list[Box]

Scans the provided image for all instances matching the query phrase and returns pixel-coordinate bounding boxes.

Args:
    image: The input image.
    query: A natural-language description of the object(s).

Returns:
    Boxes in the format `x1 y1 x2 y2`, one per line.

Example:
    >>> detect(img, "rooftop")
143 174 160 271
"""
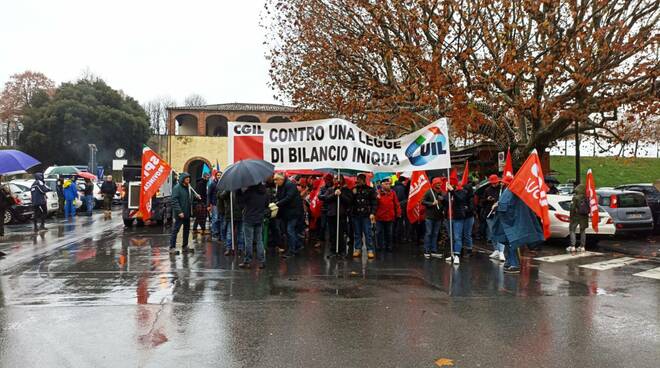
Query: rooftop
167 102 297 113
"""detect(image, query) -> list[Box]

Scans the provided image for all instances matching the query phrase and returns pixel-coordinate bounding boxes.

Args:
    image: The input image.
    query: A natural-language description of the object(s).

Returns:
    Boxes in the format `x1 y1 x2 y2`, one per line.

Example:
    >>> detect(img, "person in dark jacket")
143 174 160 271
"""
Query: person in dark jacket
220 190 244 255
318 175 353 256
0 182 16 238
208 171 222 239
392 177 409 242
421 177 445 258
193 173 210 234
238 183 269 269
481 175 505 261
170 172 198 254
30 172 51 231
375 178 401 253
445 177 475 264
273 173 304 257
56 178 65 218
351 173 377 258
100 175 117 218
83 178 94 216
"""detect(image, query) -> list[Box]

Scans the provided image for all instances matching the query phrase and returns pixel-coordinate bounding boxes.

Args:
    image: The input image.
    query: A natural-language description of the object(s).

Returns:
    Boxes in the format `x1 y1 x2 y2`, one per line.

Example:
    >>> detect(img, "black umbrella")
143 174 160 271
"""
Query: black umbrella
217 159 275 192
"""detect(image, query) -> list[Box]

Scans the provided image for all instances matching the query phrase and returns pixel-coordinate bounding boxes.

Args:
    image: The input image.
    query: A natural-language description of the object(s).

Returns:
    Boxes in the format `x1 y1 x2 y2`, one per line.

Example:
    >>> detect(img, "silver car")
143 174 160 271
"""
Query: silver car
596 189 654 233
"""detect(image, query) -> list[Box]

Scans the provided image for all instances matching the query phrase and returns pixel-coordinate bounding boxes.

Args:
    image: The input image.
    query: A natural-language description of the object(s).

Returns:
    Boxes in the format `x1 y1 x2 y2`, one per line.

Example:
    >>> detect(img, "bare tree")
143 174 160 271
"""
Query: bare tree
184 94 207 107
143 96 177 134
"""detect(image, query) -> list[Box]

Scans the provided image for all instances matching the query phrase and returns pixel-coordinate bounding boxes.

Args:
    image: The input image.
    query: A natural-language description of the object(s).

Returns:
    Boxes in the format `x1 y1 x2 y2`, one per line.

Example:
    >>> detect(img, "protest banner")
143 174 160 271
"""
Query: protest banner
228 118 451 172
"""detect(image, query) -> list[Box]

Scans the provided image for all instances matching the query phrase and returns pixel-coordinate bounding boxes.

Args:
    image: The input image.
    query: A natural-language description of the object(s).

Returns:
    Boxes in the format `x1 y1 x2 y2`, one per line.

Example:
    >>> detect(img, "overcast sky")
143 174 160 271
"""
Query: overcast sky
0 0 278 106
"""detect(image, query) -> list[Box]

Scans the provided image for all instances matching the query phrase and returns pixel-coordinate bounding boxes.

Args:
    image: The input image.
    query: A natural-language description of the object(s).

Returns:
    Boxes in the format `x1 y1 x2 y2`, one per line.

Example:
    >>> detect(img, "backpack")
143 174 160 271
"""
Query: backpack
577 197 590 216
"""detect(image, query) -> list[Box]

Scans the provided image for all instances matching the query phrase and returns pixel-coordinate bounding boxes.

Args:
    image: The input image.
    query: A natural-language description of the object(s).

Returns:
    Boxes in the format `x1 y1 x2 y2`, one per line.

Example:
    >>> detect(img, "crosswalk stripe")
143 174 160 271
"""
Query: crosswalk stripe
534 251 602 263
579 257 643 271
633 267 660 280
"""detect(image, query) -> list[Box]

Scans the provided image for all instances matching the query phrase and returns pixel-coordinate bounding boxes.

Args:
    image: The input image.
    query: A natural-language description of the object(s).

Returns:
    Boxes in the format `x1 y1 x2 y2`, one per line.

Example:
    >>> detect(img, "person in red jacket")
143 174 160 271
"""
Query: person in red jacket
375 178 401 252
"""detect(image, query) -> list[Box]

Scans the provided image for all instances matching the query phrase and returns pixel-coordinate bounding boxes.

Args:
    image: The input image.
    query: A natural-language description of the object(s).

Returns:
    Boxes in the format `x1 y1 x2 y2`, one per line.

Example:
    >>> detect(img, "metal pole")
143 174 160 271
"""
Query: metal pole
230 192 235 252
575 121 581 185
446 168 454 259
336 169 341 255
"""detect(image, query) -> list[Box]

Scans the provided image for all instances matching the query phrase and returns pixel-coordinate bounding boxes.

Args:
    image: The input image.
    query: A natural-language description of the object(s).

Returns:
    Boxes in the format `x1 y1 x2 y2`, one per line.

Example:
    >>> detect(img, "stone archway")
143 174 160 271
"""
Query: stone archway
174 114 199 135
183 156 211 185
206 115 229 136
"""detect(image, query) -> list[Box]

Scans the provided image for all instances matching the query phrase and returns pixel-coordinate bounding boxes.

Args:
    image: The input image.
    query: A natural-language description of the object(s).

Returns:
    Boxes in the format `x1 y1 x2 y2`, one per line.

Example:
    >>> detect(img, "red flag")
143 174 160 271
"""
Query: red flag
308 179 323 227
448 168 458 190
140 145 172 221
507 150 551 239
504 148 514 179
407 171 431 223
460 161 470 187
586 169 599 232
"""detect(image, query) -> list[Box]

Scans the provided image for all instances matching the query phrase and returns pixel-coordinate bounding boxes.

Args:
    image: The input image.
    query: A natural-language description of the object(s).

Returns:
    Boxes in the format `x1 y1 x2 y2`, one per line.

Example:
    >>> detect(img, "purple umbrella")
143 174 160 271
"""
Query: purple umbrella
0 149 41 175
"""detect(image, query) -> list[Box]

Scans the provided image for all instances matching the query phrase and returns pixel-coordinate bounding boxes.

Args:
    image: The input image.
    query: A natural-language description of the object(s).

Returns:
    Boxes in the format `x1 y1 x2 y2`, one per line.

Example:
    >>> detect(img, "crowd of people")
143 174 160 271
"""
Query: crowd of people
168 168 552 274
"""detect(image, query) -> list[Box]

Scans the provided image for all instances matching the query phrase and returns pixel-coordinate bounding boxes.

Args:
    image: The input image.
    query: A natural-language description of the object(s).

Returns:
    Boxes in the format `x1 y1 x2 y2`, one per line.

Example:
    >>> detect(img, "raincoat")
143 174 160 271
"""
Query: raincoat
171 173 194 218
62 179 78 201
490 189 544 248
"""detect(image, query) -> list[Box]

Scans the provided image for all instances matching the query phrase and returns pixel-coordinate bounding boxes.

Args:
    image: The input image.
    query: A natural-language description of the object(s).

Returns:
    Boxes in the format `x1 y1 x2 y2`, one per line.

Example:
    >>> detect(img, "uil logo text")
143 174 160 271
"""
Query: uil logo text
405 126 447 166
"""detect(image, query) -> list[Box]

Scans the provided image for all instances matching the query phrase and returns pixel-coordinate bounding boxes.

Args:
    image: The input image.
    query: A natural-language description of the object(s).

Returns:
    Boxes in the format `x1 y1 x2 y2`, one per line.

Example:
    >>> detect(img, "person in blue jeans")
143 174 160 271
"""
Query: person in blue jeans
83 178 95 216
238 183 269 269
221 190 244 255
421 177 445 258
445 177 475 265
208 172 222 239
351 174 377 258
273 173 304 258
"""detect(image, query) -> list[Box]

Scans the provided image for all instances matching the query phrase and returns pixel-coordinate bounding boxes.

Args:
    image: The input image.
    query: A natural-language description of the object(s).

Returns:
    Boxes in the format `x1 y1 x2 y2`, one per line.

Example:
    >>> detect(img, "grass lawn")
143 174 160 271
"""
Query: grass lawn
550 156 660 187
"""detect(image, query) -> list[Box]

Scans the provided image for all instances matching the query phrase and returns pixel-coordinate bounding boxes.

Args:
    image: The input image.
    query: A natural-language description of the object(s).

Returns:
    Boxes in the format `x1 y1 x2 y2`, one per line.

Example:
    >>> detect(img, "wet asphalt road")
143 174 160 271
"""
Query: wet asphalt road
0 212 658 368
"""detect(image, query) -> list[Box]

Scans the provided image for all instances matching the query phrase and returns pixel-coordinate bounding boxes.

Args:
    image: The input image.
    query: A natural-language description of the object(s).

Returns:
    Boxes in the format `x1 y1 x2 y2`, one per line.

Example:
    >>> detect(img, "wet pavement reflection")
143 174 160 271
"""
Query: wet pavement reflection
0 212 658 367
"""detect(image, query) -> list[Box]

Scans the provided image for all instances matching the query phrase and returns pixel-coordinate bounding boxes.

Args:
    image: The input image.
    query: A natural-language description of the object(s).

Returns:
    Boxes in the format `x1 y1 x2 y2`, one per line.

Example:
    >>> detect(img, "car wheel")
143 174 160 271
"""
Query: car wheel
3 210 13 225
123 218 134 227
136 219 145 227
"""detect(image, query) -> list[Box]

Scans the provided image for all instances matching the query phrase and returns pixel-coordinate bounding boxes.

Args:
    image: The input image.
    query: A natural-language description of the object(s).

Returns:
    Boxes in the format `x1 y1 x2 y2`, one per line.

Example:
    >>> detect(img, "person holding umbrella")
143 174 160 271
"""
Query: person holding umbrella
30 172 51 231
238 183 270 269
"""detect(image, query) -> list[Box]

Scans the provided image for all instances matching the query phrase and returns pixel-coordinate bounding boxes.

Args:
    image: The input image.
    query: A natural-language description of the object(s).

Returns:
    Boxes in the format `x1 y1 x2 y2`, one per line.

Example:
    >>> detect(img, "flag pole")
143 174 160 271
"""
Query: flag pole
447 168 454 258
230 191 235 252
336 169 341 255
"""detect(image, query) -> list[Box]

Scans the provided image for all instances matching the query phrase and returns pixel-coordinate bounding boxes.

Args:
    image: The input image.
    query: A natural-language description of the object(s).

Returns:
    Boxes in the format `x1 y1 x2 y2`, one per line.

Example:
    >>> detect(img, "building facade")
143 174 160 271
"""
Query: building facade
157 103 297 182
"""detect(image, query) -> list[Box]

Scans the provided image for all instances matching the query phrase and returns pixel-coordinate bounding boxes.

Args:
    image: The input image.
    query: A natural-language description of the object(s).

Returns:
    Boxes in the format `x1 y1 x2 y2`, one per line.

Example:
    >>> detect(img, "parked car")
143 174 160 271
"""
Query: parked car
596 189 654 233
546 194 616 242
74 178 103 210
614 183 660 228
2 183 34 225
11 179 59 215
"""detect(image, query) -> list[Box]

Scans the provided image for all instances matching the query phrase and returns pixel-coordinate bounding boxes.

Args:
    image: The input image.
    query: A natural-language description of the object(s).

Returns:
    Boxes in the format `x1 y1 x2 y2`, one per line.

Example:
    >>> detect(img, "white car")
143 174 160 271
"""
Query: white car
10 179 59 215
547 194 616 239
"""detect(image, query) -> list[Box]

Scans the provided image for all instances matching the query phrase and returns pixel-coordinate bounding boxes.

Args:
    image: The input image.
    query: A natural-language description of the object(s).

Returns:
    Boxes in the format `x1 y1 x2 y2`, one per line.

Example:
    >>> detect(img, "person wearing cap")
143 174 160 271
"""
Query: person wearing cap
375 177 401 254
421 177 446 259
481 174 506 261
351 173 377 258
445 176 475 265
318 175 353 256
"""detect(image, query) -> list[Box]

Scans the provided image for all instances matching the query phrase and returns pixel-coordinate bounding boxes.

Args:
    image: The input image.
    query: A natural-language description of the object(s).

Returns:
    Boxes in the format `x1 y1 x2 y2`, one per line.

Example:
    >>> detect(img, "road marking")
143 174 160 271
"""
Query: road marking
534 251 602 263
634 267 660 280
579 257 643 271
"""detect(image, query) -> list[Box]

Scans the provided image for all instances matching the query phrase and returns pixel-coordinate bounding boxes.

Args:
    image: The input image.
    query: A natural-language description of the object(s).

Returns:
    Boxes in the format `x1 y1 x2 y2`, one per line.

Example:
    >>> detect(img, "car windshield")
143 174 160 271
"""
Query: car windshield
618 193 646 207
9 184 28 193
